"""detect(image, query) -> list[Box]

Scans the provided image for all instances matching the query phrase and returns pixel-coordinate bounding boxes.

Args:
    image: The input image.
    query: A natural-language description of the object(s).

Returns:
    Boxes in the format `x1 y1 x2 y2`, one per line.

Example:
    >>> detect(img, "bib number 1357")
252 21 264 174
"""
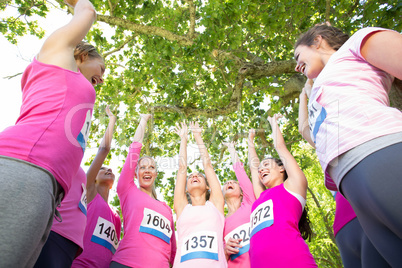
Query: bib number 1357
180 231 218 262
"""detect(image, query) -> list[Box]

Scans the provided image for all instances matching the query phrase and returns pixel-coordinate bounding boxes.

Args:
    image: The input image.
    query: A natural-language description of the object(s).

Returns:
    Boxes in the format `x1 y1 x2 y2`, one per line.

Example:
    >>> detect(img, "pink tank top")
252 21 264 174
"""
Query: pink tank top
51 168 87 251
249 184 317 267
333 193 356 237
224 162 256 268
71 193 121 268
308 27 402 190
174 201 227 268
112 142 177 267
0 58 96 193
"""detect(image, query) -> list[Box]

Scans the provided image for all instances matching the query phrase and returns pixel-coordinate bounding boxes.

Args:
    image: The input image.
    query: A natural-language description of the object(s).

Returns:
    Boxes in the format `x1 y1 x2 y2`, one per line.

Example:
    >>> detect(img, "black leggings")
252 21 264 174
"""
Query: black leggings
335 218 390 268
341 142 402 267
110 261 132 268
33 231 79 268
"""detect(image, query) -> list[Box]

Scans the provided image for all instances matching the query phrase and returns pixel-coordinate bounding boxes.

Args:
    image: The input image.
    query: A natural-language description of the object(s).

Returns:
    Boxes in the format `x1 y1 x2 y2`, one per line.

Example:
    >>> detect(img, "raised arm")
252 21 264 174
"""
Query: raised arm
86 106 117 203
268 114 307 198
361 30 402 80
117 114 151 195
174 122 189 218
298 79 315 147
190 122 225 214
248 129 265 199
223 141 255 203
37 0 97 70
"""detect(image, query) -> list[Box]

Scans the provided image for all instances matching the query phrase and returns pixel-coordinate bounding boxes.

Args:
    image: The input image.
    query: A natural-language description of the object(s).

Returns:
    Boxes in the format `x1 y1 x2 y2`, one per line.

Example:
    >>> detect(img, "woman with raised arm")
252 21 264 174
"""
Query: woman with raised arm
296 24 402 266
173 121 227 267
34 106 117 268
248 115 316 268
222 141 256 268
72 106 121 268
0 0 104 266
111 114 176 268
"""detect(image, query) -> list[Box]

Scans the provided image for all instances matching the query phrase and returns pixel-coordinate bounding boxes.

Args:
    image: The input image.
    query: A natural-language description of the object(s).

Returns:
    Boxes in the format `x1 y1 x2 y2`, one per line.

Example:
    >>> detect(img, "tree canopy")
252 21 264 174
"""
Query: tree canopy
2 0 401 266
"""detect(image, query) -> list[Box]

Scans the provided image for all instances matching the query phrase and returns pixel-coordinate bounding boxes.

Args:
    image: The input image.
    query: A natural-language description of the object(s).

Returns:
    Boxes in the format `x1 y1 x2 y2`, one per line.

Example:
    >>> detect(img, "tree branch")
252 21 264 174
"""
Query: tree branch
240 60 297 79
307 186 336 244
325 0 331 22
103 35 137 58
97 14 194 46
184 0 196 39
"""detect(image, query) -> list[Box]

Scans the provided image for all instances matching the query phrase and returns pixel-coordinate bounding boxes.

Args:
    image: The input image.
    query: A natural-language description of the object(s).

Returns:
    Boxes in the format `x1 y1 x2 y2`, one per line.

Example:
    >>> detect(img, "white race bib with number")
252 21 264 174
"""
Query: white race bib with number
139 208 172 244
250 199 274 238
224 223 251 260
78 183 87 215
180 231 219 262
76 110 92 152
308 89 327 144
91 217 119 253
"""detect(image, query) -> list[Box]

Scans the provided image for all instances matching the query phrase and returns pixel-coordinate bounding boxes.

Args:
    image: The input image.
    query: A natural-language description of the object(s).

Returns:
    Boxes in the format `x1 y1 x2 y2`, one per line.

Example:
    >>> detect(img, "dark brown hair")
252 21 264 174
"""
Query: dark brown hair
262 157 313 241
295 25 349 51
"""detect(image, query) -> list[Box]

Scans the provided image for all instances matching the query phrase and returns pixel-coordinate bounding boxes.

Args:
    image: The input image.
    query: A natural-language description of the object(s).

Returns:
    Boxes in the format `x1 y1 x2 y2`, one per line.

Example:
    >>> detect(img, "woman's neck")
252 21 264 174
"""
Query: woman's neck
225 196 241 217
96 185 110 203
140 186 154 198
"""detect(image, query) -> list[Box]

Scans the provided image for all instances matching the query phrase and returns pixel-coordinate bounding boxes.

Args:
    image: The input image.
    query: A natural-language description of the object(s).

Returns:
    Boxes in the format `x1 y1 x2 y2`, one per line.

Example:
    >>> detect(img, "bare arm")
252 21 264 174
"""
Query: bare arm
37 0 97 70
86 106 117 203
248 129 265 199
174 122 189 219
298 79 315 148
190 122 225 214
361 30 402 80
268 114 307 198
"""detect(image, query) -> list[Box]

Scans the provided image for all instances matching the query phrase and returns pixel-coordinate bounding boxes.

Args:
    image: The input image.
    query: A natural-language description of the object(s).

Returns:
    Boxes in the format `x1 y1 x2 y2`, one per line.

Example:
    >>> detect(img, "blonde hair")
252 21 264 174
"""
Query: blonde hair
135 156 158 200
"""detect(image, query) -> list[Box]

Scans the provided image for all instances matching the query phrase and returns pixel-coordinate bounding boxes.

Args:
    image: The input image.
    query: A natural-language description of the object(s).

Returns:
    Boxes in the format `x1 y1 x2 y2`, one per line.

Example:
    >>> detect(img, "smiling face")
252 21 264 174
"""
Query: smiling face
136 157 157 190
186 173 209 194
223 180 242 200
294 44 325 79
258 158 286 189
96 167 115 188
77 57 105 86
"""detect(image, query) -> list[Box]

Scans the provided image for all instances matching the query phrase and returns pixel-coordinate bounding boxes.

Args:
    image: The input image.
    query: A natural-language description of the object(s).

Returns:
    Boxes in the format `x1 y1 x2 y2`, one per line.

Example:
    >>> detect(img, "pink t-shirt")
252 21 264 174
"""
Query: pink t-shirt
224 162 256 268
249 184 317 268
51 167 87 251
308 27 402 191
174 201 227 268
333 192 356 237
112 142 176 267
0 58 96 194
72 193 121 268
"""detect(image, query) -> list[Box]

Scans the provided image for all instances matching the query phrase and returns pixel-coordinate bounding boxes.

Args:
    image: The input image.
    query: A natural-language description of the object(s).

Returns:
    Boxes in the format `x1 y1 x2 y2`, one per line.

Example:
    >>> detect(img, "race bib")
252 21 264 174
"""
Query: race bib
76 110 92 152
181 231 219 262
139 208 172 244
91 217 119 253
224 223 251 260
308 90 327 144
250 199 274 238
78 183 87 215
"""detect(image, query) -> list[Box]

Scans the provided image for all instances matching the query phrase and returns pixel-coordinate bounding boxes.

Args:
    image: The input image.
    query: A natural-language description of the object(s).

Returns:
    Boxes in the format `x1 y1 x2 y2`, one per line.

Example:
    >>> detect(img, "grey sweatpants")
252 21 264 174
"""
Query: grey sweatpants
0 156 59 268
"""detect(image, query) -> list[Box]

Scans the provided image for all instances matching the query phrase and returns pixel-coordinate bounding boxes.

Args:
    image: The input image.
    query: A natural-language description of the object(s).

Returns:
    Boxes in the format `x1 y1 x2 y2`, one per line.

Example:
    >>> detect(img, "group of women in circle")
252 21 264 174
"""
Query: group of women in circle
0 0 401 267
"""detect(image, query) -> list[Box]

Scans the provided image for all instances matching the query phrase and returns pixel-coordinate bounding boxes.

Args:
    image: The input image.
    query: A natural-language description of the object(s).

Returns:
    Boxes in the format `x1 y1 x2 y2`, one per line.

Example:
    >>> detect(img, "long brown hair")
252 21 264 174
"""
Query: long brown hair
295 24 349 51
262 157 313 241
